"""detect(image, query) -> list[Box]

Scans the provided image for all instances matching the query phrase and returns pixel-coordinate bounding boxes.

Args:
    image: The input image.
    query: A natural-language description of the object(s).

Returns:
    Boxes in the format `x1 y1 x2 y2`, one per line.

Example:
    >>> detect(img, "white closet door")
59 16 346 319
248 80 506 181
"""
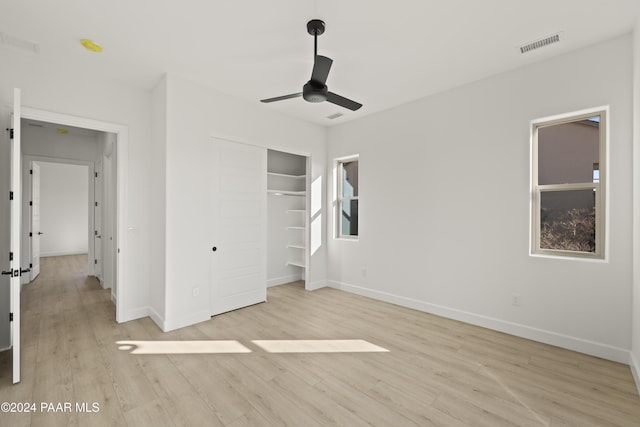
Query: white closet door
210 138 266 315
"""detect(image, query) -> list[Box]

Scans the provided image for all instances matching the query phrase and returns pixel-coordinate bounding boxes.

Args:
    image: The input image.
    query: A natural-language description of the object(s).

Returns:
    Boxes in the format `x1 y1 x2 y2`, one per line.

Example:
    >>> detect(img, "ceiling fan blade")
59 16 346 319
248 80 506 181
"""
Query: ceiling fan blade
326 92 362 111
261 93 303 103
310 55 333 86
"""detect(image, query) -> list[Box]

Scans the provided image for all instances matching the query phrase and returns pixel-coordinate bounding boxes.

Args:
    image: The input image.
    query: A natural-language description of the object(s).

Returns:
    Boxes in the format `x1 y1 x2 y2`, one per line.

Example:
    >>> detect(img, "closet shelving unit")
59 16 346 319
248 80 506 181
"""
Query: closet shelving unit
267 171 307 269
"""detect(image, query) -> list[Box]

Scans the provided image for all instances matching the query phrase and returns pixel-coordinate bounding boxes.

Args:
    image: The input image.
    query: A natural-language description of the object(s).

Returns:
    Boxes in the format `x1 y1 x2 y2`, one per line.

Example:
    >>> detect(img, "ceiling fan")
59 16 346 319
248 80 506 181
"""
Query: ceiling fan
260 19 362 111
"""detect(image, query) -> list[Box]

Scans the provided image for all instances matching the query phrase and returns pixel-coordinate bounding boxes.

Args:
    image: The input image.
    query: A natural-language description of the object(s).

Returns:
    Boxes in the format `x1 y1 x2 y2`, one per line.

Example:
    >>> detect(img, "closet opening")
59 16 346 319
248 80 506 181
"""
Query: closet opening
267 149 310 287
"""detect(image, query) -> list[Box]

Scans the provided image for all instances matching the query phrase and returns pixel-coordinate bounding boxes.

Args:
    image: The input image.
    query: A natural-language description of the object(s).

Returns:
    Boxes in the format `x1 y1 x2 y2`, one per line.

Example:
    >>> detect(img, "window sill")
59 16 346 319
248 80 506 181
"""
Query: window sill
529 252 608 264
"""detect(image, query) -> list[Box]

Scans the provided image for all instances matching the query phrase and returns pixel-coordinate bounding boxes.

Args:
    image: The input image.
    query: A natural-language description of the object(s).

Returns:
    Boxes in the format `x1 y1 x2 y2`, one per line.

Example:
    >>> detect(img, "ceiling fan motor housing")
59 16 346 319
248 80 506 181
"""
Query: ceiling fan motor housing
303 81 328 103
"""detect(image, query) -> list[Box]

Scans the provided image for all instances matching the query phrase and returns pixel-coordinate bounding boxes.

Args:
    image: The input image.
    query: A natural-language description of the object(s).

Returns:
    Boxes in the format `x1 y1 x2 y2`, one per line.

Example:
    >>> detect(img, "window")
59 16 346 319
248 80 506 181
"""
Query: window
531 109 606 259
337 157 359 238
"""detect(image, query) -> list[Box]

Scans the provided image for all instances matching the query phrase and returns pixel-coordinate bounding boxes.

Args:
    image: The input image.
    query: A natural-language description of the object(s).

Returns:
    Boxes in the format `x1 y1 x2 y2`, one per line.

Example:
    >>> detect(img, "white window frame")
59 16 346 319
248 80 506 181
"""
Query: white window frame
530 107 607 260
336 155 359 240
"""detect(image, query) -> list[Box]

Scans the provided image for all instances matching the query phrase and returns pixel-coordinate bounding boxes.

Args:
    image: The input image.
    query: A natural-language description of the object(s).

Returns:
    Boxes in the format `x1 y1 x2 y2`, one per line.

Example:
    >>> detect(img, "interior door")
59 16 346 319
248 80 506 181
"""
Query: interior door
9 89 22 384
210 138 267 315
30 161 41 281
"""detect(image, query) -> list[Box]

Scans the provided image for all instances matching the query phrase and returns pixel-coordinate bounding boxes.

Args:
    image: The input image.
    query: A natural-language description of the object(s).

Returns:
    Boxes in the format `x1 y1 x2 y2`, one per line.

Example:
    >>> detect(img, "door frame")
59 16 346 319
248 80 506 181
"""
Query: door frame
22 157 96 282
20 107 129 322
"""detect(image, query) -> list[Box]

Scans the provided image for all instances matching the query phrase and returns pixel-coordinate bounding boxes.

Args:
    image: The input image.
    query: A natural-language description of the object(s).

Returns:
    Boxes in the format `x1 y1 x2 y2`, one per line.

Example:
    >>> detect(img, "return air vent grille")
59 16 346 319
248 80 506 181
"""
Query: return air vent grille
0 32 39 53
326 112 344 120
520 33 561 54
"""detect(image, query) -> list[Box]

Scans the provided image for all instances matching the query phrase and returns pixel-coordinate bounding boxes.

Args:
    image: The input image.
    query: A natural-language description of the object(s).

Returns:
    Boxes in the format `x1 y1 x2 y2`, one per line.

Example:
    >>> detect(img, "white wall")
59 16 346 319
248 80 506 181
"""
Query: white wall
38 162 89 257
631 19 640 391
151 73 327 331
149 76 167 323
327 35 633 363
0 46 152 322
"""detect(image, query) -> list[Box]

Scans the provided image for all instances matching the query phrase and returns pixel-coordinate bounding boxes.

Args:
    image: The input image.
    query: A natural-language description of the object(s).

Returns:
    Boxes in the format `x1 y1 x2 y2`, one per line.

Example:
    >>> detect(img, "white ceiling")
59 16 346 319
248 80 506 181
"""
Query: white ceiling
22 118 99 138
1 0 639 126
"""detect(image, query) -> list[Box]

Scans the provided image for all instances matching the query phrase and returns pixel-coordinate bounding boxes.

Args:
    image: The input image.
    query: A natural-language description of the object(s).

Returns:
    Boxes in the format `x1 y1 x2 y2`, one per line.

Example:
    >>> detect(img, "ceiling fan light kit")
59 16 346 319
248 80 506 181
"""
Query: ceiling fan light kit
261 19 362 111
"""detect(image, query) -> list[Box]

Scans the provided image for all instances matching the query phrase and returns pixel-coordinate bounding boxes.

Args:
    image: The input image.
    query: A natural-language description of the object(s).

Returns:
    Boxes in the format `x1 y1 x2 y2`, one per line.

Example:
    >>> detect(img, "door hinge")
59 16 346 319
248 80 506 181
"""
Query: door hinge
95 201 98 207
95 172 98 178
9 191 13 201
30 169 33 175
9 252 13 261
29 200 32 206
6 128 14 139
9 313 13 322
94 259 98 265
29 232 32 237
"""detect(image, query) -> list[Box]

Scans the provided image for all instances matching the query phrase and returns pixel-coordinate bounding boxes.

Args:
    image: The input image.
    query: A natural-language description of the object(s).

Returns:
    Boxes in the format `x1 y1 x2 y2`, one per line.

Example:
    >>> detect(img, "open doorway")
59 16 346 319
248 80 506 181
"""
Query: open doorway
29 161 90 280
17 111 126 321
20 120 117 296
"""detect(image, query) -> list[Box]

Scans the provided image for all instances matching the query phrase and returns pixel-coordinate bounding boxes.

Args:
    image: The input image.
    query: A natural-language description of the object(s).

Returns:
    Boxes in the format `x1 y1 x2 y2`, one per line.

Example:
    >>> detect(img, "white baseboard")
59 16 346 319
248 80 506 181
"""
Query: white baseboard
162 310 211 332
148 307 165 331
117 306 150 323
630 352 640 396
328 280 630 364
267 274 303 288
305 280 327 291
41 250 88 257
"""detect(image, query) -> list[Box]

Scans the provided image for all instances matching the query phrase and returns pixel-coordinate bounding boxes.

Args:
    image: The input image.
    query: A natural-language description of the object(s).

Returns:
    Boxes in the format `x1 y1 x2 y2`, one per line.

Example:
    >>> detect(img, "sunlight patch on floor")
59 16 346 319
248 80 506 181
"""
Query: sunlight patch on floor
115 339 389 354
252 339 389 353
116 340 252 354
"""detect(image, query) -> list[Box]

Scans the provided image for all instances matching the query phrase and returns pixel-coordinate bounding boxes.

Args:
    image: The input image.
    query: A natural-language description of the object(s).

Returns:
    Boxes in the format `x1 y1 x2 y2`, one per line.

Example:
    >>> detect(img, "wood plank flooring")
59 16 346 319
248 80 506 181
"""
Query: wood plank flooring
0 254 639 426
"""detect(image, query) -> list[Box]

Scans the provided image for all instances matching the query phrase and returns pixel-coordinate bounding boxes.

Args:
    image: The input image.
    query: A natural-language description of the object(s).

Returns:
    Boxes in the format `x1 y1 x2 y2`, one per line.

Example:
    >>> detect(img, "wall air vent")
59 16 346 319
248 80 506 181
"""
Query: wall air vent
519 33 561 54
0 32 39 53
326 112 344 120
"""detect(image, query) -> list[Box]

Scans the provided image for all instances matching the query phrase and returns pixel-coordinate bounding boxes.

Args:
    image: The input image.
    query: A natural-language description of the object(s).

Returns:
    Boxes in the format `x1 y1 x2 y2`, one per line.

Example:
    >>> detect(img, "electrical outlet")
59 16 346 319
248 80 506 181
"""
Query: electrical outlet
192 287 200 297
512 294 520 306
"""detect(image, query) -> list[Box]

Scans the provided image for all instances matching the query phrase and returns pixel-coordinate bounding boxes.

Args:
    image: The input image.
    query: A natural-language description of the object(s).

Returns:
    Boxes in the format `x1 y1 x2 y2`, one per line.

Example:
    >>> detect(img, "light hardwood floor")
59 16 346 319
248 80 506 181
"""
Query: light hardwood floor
0 254 639 426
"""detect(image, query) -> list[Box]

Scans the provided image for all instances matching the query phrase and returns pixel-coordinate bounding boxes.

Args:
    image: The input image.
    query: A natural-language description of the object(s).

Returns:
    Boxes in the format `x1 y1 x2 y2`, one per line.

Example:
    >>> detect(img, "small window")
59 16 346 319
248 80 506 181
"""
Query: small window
531 109 606 258
337 157 359 238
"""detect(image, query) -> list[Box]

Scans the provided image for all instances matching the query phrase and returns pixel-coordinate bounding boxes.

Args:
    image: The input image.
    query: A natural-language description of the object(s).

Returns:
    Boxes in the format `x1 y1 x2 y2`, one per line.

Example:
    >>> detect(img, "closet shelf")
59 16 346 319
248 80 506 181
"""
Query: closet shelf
287 261 306 268
267 189 306 196
267 172 306 179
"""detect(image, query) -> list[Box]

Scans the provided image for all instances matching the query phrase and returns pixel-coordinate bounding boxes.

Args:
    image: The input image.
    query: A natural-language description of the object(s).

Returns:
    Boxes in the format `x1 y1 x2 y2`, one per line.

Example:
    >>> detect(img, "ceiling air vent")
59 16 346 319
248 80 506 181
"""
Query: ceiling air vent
520 33 561 54
326 112 344 120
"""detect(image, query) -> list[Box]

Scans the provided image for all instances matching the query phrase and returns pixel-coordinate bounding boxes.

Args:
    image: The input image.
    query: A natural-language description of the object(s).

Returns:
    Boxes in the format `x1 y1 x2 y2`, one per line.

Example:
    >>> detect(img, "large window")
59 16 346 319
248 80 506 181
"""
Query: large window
531 109 606 259
337 156 359 238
